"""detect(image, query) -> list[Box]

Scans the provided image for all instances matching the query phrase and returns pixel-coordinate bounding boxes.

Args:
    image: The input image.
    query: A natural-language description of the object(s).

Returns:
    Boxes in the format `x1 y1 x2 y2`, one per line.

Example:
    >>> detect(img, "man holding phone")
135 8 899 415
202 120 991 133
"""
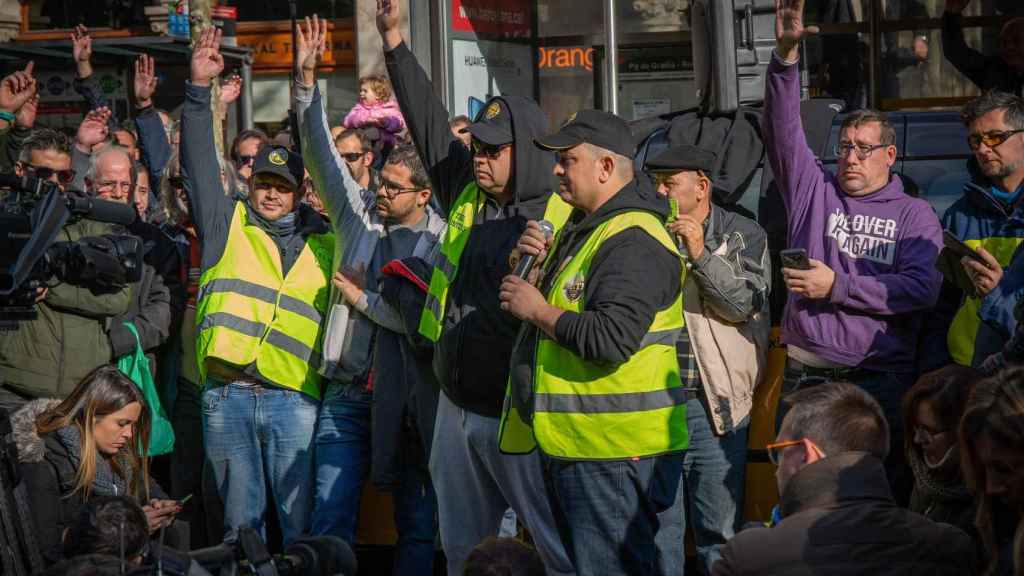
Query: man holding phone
765 0 944 501
925 91 1024 371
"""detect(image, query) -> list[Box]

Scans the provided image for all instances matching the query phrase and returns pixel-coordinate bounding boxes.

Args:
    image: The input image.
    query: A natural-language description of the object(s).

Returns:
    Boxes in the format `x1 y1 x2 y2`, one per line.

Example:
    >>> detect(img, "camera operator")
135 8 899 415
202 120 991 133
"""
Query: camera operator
0 132 133 413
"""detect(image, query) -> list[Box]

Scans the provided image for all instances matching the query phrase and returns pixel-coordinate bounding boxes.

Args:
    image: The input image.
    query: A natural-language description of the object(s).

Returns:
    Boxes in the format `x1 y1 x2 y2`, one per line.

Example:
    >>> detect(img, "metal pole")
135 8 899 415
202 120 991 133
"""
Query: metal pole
240 58 254 130
436 0 451 110
603 0 618 114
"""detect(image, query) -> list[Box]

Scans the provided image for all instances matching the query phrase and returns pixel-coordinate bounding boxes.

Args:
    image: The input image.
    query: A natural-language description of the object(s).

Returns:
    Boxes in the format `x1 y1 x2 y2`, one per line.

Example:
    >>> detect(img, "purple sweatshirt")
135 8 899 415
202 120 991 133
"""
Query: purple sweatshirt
763 54 943 371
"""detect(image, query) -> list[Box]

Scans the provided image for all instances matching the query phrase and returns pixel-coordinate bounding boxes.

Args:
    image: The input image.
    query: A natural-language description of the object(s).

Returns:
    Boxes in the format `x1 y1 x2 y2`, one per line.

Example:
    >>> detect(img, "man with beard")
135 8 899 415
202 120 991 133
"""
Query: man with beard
929 91 1024 370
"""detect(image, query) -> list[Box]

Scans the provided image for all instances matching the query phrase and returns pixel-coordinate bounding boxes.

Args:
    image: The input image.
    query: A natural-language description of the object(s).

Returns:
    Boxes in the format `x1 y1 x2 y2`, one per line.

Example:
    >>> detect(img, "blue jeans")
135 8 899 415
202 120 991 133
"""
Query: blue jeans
543 453 683 576
656 398 748 575
202 379 319 547
778 364 915 504
311 385 437 576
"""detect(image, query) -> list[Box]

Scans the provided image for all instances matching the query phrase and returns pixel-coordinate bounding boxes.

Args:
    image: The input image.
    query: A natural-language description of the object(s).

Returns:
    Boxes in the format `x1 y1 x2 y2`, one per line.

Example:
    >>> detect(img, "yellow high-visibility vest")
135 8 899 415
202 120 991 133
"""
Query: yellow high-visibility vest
499 210 689 459
418 182 573 341
195 203 334 398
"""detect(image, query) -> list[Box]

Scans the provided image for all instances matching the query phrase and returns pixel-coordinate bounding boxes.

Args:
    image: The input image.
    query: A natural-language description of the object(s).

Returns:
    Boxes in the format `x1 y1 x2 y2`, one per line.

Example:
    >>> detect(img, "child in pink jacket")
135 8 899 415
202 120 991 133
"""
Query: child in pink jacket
343 75 406 147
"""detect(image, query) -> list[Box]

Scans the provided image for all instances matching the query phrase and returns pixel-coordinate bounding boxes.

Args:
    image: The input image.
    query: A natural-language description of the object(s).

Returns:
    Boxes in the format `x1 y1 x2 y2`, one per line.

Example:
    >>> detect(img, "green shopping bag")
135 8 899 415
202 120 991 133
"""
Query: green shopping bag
116 322 175 456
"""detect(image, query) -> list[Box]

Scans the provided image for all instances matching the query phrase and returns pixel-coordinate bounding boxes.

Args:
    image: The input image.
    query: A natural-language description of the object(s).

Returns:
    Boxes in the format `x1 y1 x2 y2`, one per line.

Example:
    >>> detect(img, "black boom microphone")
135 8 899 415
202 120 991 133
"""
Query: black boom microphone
513 220 555 279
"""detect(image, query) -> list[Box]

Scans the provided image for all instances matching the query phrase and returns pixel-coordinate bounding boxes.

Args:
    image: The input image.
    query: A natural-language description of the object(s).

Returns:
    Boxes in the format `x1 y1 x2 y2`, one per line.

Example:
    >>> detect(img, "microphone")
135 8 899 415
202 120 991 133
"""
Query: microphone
513 220 555 279
69 196 138 226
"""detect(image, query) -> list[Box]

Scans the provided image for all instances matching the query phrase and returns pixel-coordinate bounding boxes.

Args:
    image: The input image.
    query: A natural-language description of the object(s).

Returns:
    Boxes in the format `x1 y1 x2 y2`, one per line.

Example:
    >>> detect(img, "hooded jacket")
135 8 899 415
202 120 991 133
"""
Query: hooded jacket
386 41 564 416
712 452 975 576
508 178 682 405
925 178 1024 369
763 53 944 371
13 399 167 566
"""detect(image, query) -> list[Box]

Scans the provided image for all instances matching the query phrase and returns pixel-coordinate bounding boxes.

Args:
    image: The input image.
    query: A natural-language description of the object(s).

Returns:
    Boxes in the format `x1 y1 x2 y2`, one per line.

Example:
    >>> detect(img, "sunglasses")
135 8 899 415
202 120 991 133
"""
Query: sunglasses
471 139 509 159
235 154 256 167
340 152 365 162
23 164 76 185
967 129 1024 150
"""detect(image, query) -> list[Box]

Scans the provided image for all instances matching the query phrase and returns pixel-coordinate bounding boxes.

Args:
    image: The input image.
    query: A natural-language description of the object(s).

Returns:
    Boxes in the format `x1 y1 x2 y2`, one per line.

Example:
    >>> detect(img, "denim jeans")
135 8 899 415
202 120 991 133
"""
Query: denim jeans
777 364 915 504
543 453 684 576
311 384 437 576
656 398 748 575
202 379 319 547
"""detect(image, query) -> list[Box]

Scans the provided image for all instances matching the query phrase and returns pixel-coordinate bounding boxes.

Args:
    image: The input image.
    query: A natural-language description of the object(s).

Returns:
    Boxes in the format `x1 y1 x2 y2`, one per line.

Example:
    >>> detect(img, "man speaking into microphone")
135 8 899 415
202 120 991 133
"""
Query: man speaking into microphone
498 110 687 575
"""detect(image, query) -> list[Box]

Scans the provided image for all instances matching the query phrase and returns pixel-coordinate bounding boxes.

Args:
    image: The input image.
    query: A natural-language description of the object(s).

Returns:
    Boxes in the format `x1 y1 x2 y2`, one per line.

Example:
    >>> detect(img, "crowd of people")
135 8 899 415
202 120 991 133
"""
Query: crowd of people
1 0 1024 574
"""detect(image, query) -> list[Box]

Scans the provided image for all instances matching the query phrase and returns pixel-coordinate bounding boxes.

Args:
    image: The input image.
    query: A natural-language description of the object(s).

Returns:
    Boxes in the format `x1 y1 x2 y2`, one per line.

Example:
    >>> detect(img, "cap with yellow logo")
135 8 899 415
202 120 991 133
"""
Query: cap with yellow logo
251 145 305 189
460 98 514 146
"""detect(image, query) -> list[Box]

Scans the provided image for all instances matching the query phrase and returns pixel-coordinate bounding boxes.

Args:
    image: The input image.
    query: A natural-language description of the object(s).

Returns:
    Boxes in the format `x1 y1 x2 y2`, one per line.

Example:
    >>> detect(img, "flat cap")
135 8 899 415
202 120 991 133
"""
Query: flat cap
645 144 718 175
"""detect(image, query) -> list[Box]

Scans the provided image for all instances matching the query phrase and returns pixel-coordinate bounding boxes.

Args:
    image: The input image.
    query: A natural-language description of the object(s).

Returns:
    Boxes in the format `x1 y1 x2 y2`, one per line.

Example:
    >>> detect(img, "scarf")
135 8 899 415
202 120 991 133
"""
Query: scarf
907 446 971 504
990 184 1024 207
56 425 133 498
246 200 298 238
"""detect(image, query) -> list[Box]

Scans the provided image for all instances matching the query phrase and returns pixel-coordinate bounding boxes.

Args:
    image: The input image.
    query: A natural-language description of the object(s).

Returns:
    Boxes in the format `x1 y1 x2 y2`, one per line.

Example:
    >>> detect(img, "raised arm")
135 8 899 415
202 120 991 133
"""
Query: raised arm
180 27 234 242
941 0 993 90
763 0 827 227
377 0 472 212
0 64 38 172
71 26 118 129
133 54 173 182
293 15 374 229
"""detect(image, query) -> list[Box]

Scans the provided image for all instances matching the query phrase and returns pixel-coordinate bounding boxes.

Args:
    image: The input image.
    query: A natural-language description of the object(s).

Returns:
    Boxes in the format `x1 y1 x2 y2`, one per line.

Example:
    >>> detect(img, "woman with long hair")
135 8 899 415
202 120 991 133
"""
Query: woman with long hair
12 365 180 565
961 366 1024 576
903 364 979 535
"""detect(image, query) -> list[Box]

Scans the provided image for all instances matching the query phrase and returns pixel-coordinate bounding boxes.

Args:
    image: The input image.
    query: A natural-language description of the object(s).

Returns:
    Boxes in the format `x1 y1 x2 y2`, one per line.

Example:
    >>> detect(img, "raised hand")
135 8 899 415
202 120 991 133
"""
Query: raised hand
376 0 403 51
16 94 39 129
0 62 37 114
220 73 242 105
296 15 328 87
71 25 93 78
774 0 818 62
77 106 112 150
134 54 158 108
190 27 224 87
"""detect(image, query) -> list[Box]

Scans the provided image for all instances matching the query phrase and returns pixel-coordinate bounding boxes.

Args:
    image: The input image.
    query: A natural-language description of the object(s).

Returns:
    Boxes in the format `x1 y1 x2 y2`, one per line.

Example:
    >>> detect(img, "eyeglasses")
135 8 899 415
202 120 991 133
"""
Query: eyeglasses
97 180 132 193
765 438 824 466
913 425 950 445
379 178 422 198
22 164 76 185
472 139 510 160
235 154 256 167
833 142 889 160
340 152 365 163
967 129 1024 151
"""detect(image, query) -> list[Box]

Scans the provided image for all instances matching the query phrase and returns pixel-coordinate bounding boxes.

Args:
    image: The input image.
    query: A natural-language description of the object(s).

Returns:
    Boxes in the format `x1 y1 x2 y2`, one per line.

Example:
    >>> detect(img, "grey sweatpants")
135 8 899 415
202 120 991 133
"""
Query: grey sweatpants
429 391 575 576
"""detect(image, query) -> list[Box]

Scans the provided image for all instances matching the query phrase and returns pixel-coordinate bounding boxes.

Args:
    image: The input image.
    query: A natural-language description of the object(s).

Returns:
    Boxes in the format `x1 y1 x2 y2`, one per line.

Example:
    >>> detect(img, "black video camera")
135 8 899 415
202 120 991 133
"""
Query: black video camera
188 528 357 576
0 173 141 330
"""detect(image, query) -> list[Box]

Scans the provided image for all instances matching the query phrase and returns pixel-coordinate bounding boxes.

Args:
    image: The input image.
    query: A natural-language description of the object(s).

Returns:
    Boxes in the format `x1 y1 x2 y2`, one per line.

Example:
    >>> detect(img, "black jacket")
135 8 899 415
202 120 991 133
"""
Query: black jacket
942 11 1023 97
508 178 682 426
13 399 168 566
712 452 976 576
386 41 561 417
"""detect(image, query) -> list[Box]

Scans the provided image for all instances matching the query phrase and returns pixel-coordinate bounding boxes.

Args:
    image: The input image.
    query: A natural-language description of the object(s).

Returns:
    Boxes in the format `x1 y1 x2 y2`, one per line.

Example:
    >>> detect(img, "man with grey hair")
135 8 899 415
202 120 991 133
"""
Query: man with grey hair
0 135 133 410
711 382 975 576
926 91 1024 372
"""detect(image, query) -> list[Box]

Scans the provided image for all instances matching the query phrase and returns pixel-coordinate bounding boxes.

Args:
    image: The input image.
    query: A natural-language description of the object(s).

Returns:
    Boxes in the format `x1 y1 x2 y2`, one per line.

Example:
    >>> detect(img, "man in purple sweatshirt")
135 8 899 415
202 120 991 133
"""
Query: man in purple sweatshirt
765 0 944 499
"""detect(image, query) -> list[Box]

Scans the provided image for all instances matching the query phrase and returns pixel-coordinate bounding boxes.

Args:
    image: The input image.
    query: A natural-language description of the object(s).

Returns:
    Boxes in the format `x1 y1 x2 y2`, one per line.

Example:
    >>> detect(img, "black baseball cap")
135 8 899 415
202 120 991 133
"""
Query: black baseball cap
251 145 304 189
645 144 718 175
461 98 513 146
535 109 635 158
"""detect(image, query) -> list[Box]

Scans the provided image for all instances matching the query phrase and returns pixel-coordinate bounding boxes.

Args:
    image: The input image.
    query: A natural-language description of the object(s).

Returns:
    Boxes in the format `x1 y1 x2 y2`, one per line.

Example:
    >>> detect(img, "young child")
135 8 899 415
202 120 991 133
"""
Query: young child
343 75 406 148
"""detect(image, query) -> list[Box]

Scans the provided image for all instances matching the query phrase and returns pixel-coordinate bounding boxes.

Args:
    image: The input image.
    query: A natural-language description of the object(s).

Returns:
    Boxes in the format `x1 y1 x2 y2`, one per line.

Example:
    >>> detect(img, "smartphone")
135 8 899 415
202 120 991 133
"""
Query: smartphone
780 248 811 270
942 230 987 264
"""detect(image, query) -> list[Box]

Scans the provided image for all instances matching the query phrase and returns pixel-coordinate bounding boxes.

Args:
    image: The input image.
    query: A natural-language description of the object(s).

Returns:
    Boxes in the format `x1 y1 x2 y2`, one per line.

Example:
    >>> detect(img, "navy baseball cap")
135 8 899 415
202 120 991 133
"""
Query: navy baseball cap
461 98 514 146
251 145 304 189
535 109 635 158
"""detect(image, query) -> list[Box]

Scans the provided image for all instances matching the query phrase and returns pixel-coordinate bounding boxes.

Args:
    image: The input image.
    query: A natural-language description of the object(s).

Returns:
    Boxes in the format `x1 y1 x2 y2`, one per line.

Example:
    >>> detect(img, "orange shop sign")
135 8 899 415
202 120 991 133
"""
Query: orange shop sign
236 21 355 72
539 47 595 71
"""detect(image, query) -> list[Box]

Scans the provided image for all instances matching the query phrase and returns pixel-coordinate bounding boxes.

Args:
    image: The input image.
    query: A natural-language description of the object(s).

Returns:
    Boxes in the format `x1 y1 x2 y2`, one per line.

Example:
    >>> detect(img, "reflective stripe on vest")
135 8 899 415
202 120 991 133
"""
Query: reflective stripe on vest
948 236 1024 366
499 210 688 459
418 182 573 341
195 203 334 398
